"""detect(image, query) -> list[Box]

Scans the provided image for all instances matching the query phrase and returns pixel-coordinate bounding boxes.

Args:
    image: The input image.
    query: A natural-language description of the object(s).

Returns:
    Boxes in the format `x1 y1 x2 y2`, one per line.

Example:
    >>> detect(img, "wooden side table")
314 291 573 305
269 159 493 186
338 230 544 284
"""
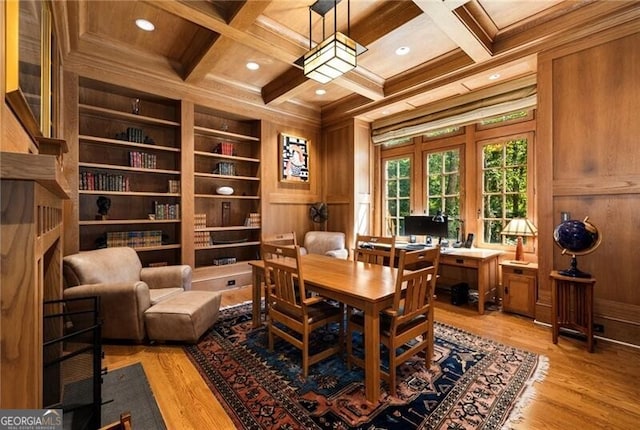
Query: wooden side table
550 270 597 352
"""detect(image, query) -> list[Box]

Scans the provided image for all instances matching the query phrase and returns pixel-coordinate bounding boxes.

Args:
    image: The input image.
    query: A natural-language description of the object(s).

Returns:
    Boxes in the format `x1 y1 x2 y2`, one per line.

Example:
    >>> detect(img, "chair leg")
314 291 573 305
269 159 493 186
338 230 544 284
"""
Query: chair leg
268 321 274 352
302 329 309 378
388 340 397 397
345 306 353 369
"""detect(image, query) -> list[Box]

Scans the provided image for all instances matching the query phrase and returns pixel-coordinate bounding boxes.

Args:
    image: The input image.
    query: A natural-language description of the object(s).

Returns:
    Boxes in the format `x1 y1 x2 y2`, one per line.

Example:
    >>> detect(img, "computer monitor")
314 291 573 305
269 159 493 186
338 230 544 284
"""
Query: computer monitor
404 215 449 241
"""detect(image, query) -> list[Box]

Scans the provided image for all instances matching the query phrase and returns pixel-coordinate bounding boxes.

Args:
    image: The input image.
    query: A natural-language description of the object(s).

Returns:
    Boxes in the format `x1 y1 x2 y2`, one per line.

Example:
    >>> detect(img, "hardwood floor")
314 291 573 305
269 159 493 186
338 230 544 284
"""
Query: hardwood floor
103 285 640 429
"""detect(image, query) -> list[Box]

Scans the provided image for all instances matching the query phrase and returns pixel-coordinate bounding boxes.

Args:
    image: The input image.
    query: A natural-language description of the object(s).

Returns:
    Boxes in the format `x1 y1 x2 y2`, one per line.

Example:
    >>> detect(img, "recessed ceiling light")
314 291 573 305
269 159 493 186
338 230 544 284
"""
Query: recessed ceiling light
395 46 410 56
246 62 260 71
315 89 326 95
135 19 155 32
489 73 501 80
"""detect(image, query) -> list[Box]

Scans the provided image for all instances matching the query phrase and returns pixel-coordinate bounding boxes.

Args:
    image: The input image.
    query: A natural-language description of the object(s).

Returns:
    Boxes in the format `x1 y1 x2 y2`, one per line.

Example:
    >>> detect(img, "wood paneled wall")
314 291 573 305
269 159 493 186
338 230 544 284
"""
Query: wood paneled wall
537 24 640 345
260 120 322 245
322 118 374 253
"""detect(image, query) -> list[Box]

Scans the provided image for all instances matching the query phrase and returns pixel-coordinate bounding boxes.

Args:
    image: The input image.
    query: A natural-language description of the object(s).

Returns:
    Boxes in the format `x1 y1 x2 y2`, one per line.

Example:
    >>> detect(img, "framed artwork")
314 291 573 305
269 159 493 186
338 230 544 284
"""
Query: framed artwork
280 134 309 182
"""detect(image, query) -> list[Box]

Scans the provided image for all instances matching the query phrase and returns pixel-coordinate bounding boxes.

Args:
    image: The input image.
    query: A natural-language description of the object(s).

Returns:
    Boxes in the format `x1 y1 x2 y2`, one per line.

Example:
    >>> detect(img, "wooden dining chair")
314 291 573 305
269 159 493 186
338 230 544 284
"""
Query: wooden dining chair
260 232 297 321
353 234 396 265
348 246 441 396
261 243 344 378
346 234 396 369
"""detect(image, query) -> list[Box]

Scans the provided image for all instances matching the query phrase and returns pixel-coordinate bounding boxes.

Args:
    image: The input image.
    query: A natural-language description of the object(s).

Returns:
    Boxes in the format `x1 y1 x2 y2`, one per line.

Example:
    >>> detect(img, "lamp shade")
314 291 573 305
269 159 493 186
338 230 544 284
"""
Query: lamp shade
304 32 357 84
500 218 538 237
501 218 537 262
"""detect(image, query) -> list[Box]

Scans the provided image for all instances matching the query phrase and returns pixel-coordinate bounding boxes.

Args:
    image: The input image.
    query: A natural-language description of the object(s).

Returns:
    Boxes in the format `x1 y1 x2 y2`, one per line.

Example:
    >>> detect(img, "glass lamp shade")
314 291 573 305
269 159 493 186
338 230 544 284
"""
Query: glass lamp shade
304 32 357 84
501 218 538 262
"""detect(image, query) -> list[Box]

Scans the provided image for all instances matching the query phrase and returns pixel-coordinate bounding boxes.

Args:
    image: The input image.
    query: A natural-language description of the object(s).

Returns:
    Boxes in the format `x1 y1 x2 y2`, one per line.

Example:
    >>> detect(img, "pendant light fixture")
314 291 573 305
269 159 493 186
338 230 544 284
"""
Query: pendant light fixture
303 0 365 84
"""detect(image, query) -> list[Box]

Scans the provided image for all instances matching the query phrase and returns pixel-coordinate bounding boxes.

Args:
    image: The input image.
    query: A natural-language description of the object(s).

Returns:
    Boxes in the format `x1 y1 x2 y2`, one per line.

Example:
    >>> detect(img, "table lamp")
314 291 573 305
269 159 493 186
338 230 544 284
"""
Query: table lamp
501 218 537 264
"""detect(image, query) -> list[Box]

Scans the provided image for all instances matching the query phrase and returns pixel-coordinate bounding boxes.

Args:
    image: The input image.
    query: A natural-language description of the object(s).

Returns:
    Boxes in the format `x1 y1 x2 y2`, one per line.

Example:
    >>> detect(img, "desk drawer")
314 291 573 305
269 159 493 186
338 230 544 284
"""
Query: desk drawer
440 254 480 268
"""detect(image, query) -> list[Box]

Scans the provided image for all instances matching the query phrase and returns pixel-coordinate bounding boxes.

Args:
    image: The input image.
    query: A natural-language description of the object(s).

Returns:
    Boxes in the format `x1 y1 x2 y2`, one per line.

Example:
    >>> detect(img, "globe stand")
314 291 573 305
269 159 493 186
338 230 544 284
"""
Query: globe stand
558 254 591 278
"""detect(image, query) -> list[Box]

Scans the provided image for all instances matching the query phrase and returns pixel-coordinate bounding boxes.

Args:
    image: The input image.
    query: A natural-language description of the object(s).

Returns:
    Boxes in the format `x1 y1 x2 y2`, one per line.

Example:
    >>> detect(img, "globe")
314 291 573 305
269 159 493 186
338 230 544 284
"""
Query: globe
553 217 602 278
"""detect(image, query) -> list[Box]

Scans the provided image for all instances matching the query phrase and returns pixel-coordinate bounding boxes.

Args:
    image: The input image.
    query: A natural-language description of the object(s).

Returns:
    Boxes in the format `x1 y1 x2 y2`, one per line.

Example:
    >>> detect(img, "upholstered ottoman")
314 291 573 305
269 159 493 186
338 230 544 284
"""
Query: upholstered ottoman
144 291 221 343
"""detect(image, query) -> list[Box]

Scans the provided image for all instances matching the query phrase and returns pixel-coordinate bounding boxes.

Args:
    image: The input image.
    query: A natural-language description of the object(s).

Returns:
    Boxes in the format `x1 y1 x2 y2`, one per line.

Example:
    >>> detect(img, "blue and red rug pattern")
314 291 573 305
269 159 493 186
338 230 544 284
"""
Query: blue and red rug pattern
185 302 545 429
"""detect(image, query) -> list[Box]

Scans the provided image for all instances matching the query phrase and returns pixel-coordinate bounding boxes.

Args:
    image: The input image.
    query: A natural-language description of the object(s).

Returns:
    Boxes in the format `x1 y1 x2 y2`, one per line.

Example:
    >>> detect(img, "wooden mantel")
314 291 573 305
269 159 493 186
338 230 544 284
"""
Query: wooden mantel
1 151 70 408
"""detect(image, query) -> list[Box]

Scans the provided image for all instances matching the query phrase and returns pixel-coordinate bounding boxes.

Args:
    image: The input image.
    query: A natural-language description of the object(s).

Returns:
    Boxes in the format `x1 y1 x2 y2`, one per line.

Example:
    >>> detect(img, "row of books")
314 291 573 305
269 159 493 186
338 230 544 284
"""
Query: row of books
245 212 261 227
213 257 237 266
168 179 180 193
153 202 179 220
195 213 207 229
106 230 162 248
214 162 236 176
80 172 131 191
215 142 234 156
129 151 157 169
195 231 211 249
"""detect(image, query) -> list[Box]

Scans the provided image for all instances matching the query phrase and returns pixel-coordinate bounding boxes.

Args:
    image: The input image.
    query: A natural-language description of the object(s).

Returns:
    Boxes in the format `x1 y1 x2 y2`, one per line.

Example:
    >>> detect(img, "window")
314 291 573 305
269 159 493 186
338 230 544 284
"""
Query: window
425 148 461 239
481 135 531 245
384 157 411 236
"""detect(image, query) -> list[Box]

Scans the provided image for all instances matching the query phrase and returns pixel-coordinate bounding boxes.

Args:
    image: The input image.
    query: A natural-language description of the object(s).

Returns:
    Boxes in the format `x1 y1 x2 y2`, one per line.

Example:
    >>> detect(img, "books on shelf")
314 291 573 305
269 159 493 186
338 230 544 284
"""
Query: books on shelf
153 201 180 220
214 161 236 176
245 212 261 227
215 142 234 156
106 230 162 248
195 231 211 248
80 172 130 191
168 179 180 193
129 151 157 169
195 213 207 229
213 257 237 266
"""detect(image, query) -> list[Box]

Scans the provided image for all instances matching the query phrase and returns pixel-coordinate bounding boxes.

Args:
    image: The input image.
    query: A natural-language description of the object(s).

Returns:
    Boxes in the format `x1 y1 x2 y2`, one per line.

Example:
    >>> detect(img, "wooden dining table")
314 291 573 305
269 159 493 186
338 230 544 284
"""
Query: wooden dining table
248 254 399 404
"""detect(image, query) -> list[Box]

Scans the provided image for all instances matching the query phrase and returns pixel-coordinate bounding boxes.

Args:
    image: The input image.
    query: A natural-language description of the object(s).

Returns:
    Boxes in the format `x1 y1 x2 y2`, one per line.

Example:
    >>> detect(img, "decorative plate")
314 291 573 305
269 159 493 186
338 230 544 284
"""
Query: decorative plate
216 186 234 195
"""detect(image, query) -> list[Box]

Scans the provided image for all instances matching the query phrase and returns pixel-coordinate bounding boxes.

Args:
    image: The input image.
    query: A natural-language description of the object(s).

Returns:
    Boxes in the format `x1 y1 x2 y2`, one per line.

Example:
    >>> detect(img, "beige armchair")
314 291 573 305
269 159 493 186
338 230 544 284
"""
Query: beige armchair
63 247 192 341
300 231 348 260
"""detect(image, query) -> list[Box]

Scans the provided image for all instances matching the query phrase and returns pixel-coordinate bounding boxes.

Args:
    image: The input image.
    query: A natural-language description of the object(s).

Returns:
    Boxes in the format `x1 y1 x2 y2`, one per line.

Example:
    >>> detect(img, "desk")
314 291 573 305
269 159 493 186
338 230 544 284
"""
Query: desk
249 255 399 404
391 245 502 314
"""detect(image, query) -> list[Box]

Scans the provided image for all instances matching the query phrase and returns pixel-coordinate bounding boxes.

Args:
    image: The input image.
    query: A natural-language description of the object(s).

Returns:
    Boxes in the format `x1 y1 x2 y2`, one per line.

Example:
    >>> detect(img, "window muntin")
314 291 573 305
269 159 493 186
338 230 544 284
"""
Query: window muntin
384 157 411 236
481 136 529 246
425 148 461 240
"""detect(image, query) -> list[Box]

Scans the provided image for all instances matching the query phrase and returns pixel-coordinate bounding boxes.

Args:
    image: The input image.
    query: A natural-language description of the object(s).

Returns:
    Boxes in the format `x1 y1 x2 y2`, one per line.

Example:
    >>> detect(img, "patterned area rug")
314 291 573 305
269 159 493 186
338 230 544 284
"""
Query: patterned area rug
185 302 546 430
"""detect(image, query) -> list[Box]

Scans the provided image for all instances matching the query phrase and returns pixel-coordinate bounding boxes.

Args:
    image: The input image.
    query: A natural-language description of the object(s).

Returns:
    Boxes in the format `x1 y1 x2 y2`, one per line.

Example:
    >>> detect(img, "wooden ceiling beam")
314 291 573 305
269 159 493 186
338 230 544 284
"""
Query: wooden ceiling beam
413 0 493 62
181 1 273 83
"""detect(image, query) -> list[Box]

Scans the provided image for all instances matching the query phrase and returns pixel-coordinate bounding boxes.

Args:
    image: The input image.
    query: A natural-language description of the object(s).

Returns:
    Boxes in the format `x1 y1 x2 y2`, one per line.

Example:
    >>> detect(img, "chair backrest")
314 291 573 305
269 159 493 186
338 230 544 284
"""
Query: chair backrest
262 231 297 247
391 246 441 325
63 247 142 287
354 234 396 266
261 243 306 317
303 231 346 255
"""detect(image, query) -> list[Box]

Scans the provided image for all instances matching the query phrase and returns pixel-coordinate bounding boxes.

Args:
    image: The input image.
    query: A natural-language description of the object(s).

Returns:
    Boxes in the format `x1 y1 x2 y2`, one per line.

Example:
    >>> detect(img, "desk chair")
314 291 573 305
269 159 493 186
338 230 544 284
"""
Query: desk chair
348 246 440 396
262 243 344 378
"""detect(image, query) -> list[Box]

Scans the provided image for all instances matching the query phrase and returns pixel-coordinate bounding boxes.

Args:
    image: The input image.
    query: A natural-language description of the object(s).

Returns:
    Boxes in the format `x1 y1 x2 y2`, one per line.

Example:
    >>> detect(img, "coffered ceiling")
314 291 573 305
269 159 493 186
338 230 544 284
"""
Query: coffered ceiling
55 0 637 125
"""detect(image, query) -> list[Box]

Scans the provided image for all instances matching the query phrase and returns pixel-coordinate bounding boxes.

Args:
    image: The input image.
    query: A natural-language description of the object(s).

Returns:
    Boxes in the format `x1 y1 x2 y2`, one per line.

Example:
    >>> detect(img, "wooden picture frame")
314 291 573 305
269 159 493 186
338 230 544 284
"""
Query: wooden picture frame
5 0 53 140
280 134 309 182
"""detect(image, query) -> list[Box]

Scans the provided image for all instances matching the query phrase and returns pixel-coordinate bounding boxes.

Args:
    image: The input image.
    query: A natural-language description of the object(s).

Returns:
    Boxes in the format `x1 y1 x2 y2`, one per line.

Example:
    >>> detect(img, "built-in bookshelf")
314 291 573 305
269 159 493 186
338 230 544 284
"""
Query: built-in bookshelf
77 77 181 266
192 106 261 281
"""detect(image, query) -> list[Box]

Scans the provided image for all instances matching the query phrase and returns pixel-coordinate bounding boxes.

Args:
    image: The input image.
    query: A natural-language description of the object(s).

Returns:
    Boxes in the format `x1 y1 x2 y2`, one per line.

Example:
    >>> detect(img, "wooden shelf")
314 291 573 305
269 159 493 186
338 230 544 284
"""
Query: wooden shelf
80 135 180 152
80 219 180 225
196 226 260 232
194 125 259 142
194 194 259 200
195 241 260 250
194 172 259 181
79 162 180 175
194 150 259 163
79 104 180 127
79 190 180 197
